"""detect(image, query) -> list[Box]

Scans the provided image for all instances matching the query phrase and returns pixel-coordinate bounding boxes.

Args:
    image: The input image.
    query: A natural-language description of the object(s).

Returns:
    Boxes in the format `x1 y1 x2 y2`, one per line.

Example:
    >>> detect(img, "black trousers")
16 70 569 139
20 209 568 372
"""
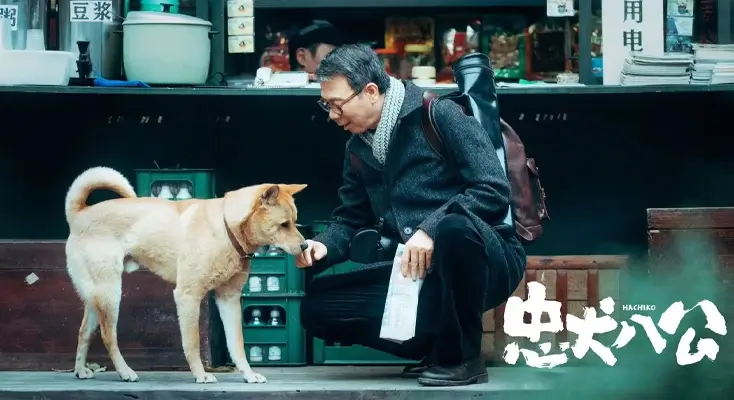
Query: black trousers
300 213 513 364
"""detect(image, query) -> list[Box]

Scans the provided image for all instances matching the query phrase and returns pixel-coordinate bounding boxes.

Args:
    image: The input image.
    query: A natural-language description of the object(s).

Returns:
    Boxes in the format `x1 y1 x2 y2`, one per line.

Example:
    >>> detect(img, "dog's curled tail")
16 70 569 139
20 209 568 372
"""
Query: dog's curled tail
65 167 137 223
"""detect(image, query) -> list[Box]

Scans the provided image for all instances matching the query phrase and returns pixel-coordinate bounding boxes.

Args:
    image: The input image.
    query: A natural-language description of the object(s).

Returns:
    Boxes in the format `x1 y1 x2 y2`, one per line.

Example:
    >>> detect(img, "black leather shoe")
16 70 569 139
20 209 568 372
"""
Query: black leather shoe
417 357 488 387
401 357 433 378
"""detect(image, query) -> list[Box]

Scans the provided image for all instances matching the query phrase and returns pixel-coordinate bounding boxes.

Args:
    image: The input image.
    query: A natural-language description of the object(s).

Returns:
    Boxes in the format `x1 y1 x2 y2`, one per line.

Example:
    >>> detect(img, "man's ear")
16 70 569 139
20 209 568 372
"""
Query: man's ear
282 184 308 195
364 82 380 102
295 47 308 68
260 185 280 205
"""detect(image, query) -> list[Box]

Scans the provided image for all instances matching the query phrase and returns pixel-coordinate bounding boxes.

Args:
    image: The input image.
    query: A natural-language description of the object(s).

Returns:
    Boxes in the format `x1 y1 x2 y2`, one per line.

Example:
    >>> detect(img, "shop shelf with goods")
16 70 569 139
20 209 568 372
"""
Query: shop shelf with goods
307 220 417 366
134 169 215 200
240 296 307 366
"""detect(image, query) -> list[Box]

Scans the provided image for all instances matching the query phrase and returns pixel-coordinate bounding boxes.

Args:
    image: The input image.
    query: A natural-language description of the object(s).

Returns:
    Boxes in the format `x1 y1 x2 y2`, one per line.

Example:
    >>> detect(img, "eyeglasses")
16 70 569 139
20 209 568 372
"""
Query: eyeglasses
317 88 362 116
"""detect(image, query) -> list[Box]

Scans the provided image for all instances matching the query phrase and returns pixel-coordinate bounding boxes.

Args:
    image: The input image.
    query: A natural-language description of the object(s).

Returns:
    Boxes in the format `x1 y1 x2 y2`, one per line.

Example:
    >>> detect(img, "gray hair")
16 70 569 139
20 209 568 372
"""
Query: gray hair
314 44 391 94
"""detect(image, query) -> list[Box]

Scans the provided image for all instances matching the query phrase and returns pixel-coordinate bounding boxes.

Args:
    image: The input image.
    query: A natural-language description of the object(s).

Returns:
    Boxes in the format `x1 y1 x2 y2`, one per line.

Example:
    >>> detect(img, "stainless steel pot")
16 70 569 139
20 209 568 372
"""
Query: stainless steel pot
58 0 123 79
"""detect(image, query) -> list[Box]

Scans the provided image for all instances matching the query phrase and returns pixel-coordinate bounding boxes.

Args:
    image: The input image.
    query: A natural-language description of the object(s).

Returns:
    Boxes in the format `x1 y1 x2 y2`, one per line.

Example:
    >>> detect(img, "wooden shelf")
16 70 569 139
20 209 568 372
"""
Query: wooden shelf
3 84 734 97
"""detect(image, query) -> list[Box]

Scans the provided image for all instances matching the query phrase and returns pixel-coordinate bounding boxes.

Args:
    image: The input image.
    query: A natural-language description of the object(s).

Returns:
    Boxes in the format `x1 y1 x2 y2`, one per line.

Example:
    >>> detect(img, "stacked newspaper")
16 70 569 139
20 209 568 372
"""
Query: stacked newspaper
691 44 734 84
619 53 693 86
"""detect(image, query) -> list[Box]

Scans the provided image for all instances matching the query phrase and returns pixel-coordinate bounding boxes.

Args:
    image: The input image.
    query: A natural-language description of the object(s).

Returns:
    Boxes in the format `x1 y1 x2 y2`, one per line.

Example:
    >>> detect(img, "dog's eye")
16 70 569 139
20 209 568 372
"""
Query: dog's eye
280 222 290 228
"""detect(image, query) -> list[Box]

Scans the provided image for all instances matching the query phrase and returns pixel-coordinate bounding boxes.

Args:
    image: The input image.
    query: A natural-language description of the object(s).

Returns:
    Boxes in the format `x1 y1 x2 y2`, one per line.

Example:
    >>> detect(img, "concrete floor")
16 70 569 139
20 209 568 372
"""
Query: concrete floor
0 366 570 399
0 366 726 399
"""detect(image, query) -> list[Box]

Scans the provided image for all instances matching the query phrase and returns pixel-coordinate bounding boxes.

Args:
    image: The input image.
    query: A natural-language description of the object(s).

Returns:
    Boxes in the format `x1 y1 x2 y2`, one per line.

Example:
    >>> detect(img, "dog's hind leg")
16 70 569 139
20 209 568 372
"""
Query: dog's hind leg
214 272 266 383
173 284 214 383
73 305 100 379
93 273 139 382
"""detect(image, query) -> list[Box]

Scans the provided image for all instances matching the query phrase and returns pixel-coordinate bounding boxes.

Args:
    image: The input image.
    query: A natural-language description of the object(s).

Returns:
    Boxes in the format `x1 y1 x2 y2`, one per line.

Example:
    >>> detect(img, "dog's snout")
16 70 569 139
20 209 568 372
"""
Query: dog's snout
299 242 309 252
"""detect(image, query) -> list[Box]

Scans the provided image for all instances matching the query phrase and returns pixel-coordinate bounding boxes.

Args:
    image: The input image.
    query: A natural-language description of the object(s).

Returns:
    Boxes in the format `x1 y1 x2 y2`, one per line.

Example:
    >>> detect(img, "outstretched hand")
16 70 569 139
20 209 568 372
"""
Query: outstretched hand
295 240 327 268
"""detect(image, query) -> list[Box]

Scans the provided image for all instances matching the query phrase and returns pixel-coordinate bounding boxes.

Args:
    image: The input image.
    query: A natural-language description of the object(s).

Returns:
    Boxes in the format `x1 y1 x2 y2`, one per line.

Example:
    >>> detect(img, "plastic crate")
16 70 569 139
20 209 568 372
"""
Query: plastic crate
135 169 215 199
312 338 415 365
241 296 306 366
243 253 305 296
210 224 310 365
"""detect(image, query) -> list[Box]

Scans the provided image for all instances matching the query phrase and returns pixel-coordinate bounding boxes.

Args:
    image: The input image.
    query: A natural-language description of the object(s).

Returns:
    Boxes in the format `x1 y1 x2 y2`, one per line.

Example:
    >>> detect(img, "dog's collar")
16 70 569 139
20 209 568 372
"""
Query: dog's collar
224 217 255 260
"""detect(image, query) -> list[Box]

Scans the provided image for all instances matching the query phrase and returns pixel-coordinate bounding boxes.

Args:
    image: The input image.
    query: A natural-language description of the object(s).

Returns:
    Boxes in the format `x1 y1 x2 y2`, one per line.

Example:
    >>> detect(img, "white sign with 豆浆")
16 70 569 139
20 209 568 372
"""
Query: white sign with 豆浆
602 0 664 85
69 1 114 22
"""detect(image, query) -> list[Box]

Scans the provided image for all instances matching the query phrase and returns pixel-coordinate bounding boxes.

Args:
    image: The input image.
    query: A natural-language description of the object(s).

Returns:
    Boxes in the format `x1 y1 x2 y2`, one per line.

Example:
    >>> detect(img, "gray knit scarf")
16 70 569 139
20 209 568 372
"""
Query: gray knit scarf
359 76 405 165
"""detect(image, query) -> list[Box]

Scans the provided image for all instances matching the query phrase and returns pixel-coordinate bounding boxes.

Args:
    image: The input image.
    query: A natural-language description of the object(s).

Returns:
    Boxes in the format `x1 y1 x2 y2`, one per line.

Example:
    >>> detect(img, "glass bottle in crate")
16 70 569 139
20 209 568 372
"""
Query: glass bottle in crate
266 245 282 256
175 181 192 199
249 308 263 325
268 346 281 361
268 308 281 326
266 276 279 292
157 181 174 199
250 346 263 362
248 276 262 293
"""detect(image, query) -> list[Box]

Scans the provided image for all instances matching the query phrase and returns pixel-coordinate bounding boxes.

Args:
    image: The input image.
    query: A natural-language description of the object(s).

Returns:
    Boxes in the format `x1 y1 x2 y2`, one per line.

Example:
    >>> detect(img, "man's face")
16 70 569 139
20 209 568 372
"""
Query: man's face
298 43 336 74
319 75 379 134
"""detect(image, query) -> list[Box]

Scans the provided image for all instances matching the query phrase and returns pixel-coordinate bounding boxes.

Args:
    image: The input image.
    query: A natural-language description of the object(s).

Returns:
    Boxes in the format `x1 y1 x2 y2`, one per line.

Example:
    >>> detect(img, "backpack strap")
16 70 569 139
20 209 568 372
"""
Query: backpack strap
420 91 447 161
349 151 362 174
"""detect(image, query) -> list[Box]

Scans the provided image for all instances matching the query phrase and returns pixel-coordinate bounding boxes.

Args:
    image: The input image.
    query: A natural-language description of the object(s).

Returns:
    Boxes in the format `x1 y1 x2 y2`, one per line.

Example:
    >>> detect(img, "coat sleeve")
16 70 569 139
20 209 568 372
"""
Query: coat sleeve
312 144 376 268
416 98 512 239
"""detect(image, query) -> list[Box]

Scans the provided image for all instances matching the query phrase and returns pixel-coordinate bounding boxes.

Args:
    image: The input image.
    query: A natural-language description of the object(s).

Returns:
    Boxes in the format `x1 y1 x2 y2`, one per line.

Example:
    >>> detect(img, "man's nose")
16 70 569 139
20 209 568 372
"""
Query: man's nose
299 242 309 252
328 109 339 121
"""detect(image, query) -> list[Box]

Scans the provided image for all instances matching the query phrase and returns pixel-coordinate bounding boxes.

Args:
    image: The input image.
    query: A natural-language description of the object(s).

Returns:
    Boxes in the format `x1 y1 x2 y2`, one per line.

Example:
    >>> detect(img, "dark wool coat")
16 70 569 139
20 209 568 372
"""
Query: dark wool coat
313 81 526 309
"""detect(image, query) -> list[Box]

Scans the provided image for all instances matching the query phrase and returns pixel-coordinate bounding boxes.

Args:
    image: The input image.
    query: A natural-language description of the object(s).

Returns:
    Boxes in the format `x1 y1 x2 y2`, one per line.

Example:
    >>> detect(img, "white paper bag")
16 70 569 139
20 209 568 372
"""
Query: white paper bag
379 243 425 343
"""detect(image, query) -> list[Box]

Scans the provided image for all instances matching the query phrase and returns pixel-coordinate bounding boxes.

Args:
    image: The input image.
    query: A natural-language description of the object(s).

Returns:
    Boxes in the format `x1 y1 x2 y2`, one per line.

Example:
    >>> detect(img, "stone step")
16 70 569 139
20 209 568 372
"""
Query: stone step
3 365 721 399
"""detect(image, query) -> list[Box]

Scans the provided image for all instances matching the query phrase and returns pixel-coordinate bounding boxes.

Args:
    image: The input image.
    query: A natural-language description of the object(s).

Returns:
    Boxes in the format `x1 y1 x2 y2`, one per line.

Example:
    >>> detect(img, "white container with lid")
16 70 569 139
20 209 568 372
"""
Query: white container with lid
122 11 217 85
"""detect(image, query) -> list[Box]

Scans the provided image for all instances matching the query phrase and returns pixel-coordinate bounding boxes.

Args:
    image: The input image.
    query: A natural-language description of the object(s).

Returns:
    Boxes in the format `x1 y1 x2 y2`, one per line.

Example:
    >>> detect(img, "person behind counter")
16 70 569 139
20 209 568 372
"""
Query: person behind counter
288 20 343 76
295 44 526 387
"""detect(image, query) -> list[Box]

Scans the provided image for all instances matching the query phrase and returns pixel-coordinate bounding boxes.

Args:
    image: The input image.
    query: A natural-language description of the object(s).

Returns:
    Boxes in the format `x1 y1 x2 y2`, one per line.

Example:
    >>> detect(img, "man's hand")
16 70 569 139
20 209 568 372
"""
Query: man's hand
401 229 433 281
295 239 327 268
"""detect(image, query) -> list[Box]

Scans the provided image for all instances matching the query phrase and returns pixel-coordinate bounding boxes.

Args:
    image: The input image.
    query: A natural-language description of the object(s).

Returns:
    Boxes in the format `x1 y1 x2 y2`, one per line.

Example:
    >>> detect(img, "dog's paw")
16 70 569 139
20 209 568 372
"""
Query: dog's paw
195 373 218 384
243 372 267 384
117 367 139 382
74 367 95 380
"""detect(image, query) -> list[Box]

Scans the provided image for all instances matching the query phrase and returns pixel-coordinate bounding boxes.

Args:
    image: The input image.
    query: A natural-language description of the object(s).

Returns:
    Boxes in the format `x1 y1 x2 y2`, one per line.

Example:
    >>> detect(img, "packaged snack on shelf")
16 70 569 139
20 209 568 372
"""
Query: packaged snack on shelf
435 17 482 83
525 19 572 81
481 15 527 81
375 48 401 78
259 28 290 71
385 17 435 80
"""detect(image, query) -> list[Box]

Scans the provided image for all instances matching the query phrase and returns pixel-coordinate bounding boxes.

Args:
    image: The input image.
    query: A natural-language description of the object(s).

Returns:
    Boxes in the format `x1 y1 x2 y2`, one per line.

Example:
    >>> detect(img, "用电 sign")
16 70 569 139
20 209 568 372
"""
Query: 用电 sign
602 0 664 85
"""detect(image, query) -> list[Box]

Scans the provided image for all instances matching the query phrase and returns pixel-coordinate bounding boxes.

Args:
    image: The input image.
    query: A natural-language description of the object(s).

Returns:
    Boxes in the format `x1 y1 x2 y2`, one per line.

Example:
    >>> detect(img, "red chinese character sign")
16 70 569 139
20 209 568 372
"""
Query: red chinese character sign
501 282 727 367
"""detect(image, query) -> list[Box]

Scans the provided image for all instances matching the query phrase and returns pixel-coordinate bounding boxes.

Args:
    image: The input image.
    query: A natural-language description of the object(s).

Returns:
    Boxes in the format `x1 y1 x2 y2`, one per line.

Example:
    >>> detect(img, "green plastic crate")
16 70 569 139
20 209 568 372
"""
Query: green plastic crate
210 223 310 365
312 338 415 365
241 296 306 366
135 169 215 199
243 255 305 296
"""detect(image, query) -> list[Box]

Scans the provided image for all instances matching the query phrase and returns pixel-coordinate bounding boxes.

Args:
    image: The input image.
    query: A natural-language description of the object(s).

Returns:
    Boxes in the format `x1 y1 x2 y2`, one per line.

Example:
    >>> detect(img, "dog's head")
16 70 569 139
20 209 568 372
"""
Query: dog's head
224 183 308 256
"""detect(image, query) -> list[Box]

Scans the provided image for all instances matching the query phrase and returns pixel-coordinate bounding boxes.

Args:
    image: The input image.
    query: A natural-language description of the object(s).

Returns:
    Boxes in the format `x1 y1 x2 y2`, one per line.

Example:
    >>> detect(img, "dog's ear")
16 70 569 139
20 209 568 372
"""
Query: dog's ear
260 185 280 205
282 184 308 195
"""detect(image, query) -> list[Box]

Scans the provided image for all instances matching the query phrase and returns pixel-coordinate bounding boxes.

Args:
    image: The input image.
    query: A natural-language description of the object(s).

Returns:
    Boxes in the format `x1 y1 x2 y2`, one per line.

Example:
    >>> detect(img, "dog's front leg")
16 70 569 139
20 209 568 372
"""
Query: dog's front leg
173 286 216 384
215 272 267 383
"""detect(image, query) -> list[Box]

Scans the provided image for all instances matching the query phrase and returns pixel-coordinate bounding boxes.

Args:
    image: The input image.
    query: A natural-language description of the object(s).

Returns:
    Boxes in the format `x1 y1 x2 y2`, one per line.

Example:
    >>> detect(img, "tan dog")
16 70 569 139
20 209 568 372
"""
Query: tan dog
64 167 308 384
